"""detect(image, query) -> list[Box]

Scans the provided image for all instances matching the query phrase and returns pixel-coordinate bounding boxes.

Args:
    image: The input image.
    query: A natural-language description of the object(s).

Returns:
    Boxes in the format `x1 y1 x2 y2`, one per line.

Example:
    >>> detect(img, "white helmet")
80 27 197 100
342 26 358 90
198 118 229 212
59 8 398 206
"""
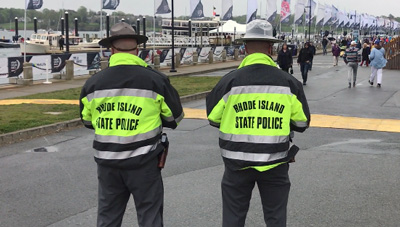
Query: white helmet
241 19 282 43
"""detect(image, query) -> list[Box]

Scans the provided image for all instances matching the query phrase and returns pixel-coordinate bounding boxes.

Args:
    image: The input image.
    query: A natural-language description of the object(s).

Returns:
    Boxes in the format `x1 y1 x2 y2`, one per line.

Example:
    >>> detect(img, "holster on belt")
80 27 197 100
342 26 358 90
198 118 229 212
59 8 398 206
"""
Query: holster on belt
158 133 169 169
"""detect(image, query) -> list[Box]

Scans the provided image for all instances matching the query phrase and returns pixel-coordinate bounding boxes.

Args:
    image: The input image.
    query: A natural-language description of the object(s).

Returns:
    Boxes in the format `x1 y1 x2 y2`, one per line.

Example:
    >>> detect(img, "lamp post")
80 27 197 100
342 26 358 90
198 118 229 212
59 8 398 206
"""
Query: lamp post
307 0 311 42
65 12 69 52
170 0 177 72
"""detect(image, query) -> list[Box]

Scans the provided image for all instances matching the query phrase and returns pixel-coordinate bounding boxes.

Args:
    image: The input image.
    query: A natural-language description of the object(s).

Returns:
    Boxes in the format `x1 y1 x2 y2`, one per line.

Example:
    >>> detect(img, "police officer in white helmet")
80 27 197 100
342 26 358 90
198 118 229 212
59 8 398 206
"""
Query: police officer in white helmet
206 20 310 227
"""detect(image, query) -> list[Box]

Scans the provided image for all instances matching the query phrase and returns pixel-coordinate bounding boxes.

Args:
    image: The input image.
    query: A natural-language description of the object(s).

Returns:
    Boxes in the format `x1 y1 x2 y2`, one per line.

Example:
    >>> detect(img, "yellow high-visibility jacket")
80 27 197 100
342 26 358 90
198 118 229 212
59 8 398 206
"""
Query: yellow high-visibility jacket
80 53 184 169
206 53 310 171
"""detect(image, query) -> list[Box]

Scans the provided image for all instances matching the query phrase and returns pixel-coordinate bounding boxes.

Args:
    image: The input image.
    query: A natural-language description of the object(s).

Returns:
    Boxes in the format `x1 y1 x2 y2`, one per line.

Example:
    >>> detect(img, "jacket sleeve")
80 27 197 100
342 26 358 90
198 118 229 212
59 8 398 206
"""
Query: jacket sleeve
79 85 94 130
206 75 232 128
369 49 375 60
160 77 184 129
290 80 310 132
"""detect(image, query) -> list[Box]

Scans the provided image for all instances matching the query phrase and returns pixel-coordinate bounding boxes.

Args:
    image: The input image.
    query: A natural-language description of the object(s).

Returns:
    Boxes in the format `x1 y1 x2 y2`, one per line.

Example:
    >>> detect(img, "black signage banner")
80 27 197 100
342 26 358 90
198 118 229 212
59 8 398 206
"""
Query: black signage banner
8 56 32 78
87 52 101 70
179 48 186 57
160 49 169 63
51 54 71 73
139 50 150 60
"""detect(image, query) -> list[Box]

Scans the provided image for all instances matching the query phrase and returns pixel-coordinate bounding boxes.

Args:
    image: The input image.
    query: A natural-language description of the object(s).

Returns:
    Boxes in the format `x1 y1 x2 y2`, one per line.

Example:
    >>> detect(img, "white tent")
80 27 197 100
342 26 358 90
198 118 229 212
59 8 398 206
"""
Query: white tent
209 20 246 35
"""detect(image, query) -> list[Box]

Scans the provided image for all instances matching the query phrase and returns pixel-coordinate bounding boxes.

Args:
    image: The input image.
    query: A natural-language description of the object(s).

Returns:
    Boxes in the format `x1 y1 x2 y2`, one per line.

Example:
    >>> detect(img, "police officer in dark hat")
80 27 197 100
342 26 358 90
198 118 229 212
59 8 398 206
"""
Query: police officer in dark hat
80 22 184 227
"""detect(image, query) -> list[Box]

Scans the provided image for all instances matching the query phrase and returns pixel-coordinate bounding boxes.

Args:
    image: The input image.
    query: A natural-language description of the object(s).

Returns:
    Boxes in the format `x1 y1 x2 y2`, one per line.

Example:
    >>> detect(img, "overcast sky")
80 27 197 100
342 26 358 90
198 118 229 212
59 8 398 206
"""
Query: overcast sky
3 0 399 18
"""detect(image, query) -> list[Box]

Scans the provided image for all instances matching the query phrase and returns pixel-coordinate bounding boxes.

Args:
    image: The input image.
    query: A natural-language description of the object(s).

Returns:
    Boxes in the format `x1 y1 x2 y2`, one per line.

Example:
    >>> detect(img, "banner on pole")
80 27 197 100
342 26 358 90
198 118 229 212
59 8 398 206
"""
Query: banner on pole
102 0 120 10
222 0 233 20
280 0 291 23
155 0 171 14
26 0 43 10
247 0 258 24
266 0 277 24
294 0 306 25
190 0 204 19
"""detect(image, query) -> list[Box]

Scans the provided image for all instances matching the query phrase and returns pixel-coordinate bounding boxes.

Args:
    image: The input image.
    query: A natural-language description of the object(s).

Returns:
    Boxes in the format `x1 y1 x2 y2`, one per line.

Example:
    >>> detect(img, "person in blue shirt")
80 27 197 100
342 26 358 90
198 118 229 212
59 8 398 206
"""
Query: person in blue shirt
368 40 387 87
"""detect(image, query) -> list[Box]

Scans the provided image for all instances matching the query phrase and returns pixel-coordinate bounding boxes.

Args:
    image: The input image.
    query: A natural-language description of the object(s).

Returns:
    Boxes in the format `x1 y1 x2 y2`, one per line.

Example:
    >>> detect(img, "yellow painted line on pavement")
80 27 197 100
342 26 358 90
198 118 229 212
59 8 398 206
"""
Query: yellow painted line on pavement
0 99 79 105
1 100 399 133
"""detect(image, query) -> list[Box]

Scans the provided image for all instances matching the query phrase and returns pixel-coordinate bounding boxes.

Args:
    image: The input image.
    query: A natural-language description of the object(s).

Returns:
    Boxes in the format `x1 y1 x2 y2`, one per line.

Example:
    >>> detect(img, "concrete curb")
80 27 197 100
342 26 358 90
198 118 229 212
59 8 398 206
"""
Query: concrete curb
0 91 212 147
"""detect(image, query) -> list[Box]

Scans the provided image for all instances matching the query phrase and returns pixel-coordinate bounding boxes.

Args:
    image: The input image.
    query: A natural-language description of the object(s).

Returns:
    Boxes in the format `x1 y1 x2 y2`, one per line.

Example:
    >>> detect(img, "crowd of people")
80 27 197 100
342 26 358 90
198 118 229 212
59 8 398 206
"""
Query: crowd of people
277 34 389 88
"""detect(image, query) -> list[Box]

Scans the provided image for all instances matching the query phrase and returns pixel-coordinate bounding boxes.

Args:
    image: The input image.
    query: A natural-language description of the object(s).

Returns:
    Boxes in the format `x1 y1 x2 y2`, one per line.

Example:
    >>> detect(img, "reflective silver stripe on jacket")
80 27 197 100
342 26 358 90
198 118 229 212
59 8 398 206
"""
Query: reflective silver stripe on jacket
223 85 293 102
221 147 291 162
291 120 308 128
220 132 289 144
94 126 162 144
162 112 185 124
86 88 158 102
94 142 159 160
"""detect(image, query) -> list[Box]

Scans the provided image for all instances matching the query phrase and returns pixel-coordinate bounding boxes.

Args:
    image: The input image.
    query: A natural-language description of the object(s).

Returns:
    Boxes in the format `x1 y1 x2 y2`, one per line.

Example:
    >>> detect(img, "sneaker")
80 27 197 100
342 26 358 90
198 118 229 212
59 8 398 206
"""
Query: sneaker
348 83 351 88
303 82 307 85
369 80 373 86
353 82 356 87
377 83 381 88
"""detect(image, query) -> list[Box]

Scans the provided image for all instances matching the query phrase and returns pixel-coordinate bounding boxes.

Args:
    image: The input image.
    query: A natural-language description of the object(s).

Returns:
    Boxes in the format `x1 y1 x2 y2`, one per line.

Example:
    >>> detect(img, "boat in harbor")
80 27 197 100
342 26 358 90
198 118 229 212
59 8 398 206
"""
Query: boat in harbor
22 31 100 55
0 39 21 57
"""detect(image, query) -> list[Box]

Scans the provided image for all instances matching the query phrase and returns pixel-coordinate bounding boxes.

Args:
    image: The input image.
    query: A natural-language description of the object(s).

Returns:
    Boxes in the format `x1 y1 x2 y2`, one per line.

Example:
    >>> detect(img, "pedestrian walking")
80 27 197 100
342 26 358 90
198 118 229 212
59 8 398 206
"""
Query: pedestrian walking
297 42 313 85
58 36 64 50
369 40 387 88
322 36 328 55
277 43 293 73
332 43 340 66
206 20 310 227
360 43 371 67
79 22 184 227
343 41 360 88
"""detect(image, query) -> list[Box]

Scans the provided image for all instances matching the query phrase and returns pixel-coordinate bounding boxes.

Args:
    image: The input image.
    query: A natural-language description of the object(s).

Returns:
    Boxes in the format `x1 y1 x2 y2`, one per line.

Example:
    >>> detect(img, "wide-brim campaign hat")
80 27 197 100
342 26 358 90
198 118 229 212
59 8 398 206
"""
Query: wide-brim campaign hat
99 22 148 48
240 19 283 43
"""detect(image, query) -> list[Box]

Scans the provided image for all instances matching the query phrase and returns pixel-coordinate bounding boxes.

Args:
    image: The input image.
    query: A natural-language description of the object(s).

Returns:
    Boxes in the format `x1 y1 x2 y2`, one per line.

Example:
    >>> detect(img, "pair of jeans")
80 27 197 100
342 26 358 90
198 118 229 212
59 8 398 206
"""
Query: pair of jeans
300 62 311 83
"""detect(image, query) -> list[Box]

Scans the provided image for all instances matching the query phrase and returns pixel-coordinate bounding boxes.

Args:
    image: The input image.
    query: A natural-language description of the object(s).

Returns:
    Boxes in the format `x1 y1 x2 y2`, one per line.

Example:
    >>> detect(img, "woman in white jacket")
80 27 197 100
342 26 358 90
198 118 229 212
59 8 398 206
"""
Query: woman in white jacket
368 40 387 88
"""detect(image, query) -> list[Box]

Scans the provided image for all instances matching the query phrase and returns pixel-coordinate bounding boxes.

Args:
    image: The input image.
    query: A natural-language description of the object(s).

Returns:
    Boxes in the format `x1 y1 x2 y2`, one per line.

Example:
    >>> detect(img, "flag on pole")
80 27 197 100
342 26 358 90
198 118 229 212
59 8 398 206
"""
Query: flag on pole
330 5 338 26
155 0 171 14
247 0 258 24
348 11 356 27
323 4 332 25
102 0 120 10
305 0 316 24
26 0 43 10
221 0 233 20
190 0 204 19
265 0 277 24
315 3 325 26
294 0 306 25
280 0 291 23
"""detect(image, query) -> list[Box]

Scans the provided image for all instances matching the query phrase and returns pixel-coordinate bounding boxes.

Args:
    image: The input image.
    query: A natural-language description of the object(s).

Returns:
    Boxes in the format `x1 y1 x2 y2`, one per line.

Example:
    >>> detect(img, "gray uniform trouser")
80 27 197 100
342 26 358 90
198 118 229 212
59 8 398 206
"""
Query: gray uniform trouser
97 158 163 227
222 163 290 227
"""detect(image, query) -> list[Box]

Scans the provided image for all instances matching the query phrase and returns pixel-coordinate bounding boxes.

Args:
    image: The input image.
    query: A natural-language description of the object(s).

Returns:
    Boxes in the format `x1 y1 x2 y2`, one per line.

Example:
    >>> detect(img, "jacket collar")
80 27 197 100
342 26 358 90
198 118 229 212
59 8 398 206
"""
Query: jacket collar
109 53 148 67
238 53 277 69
